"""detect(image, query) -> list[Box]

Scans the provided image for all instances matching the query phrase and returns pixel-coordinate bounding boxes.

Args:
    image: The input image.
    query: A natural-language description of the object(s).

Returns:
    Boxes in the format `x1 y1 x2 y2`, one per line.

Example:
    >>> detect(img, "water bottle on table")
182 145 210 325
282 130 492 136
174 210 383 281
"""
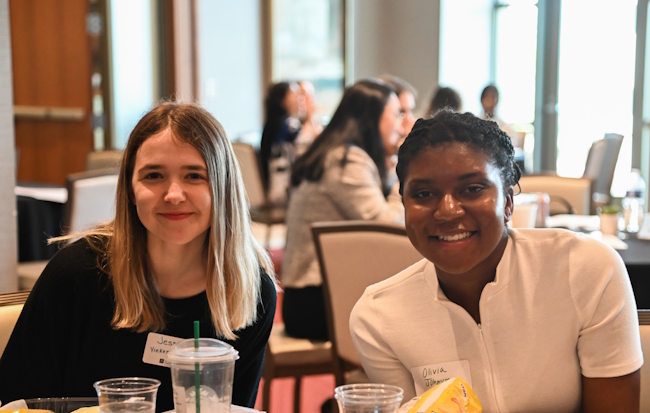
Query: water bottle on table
622 169 646 233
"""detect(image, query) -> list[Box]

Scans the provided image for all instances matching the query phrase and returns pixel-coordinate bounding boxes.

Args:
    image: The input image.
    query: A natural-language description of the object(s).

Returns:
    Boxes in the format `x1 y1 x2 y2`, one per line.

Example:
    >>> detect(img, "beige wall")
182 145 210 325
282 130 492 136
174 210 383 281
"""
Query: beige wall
348 0 440 117
0 0 18 292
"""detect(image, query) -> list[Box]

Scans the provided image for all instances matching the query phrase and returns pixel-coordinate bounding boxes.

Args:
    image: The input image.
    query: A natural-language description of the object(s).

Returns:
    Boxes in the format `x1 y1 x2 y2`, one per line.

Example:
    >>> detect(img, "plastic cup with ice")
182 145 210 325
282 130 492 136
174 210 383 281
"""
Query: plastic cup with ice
168 338 239 413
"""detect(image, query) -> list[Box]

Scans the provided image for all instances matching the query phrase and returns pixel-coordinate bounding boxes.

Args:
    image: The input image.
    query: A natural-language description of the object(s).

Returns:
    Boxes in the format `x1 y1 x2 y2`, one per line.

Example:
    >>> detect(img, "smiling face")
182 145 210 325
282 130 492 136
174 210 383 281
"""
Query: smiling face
131 129 212 249
402 142 513 280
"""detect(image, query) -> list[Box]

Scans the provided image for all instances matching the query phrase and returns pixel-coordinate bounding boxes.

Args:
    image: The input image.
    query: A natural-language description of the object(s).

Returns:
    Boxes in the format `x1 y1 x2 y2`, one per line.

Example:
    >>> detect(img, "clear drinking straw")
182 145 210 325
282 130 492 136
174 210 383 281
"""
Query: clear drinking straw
194 320 201 413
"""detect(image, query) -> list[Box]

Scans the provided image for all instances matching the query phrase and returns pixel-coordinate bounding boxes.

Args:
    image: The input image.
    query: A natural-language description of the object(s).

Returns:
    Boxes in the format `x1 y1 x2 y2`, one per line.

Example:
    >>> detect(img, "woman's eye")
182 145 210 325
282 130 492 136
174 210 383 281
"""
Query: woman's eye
414 190 432 199
144 172 162 180
466 185 484 194
187 172 206 180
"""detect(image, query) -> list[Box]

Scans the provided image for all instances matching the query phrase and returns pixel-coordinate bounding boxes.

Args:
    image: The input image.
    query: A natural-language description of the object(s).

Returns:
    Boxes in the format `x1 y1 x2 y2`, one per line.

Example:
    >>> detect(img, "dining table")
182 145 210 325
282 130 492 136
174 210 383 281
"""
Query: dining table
545 214 650 310
618 235 650 309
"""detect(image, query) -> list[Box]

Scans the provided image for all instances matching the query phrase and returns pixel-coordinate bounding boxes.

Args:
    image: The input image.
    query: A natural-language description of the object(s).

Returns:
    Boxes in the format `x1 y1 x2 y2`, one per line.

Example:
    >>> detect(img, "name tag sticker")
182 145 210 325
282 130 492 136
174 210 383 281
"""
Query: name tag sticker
143 332 183 367
410 360 472 395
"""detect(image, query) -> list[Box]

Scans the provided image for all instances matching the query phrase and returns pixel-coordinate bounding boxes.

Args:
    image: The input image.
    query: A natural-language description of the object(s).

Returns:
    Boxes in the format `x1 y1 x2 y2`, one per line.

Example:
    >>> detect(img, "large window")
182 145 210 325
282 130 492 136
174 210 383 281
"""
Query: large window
108 0 158 149
556 0 637 196
440 0 537 156
493 0 538 127
272 0 344 121
439 0 492 116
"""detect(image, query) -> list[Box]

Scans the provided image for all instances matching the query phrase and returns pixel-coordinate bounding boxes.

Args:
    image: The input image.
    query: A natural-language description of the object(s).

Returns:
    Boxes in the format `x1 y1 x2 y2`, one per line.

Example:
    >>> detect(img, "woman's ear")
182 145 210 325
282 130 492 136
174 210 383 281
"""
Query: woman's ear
504 186 514 223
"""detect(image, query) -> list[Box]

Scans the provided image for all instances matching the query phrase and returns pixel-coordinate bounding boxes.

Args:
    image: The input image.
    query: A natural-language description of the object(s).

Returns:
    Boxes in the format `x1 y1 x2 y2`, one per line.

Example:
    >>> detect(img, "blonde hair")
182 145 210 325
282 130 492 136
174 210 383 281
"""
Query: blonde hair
66 102 276 339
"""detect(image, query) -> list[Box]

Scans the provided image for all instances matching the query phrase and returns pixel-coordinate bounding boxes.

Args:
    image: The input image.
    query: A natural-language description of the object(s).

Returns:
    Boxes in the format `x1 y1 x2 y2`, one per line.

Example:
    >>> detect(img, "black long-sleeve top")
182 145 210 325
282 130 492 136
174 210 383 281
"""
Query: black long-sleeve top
0 238 276 412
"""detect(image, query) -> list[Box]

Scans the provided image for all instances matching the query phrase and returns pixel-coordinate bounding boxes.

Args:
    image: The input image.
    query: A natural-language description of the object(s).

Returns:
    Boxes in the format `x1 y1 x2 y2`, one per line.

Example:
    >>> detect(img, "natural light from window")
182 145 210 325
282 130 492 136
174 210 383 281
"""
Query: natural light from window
556 0 637 197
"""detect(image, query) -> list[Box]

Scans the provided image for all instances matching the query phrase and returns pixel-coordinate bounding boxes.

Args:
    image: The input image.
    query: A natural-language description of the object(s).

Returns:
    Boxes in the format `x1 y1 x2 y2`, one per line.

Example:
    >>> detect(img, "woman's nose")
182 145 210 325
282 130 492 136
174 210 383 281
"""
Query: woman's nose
433 193 463 220
397 117 406 138
164 181 186 204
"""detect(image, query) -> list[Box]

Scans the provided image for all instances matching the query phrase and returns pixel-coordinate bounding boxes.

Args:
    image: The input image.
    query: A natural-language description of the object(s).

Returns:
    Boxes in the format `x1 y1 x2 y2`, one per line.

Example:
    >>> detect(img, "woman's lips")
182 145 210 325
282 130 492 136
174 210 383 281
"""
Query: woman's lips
160 213 192 221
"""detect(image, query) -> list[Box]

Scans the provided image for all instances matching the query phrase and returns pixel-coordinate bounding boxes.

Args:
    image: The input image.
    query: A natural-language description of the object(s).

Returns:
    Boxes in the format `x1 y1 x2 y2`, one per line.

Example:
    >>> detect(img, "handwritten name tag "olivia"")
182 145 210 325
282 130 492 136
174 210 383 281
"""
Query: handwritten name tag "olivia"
410 360 472 395
142 332 183 367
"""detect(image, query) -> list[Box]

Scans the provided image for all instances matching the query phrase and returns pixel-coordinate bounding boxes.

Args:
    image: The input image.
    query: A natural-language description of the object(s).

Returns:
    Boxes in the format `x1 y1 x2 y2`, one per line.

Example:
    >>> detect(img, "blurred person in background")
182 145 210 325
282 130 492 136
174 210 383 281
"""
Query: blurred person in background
426 86 463 117
294 80 324 157
480 84 514 141
376 74 417 190
260 81 304 205
377 74 417 137
281 79 405 340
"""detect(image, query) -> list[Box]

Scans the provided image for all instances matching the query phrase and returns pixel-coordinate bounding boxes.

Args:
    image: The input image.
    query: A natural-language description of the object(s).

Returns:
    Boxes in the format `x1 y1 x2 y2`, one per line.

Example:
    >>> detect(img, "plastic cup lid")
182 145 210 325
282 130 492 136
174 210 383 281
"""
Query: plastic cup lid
167 338 239 364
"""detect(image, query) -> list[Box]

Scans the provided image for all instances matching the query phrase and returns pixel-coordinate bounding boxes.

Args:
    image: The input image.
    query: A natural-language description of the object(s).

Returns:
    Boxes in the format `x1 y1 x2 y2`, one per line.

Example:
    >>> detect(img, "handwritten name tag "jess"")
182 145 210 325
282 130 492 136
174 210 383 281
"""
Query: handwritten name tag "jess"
410 360 472 395
142 332 183 367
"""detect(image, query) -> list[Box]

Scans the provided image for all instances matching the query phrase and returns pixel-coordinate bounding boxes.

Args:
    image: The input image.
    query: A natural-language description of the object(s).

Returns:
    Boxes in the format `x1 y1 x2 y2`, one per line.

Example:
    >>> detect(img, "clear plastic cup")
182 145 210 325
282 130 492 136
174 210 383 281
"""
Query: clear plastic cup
334 384 404 413
168 338 240 413
93 377 160 413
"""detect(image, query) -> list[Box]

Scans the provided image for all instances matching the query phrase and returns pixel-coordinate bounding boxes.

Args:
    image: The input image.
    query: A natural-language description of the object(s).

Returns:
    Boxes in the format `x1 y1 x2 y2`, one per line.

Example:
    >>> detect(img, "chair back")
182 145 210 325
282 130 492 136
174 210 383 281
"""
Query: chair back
63 168 119 234
312 221 423 385
583 133 623 204
0 291 30 357
639 310 650 412
232 142 267 210
518 175 593 215
86 150 123 171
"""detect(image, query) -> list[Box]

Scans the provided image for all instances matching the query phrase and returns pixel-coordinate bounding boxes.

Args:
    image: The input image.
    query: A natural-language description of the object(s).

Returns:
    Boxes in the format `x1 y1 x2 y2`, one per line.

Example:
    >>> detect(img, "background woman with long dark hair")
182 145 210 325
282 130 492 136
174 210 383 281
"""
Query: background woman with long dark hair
281 79 405 340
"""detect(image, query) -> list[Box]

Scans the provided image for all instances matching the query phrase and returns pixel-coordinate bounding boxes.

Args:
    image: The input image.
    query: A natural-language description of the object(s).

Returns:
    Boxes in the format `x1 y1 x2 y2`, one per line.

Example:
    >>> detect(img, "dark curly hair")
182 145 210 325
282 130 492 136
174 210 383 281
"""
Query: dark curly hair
396 110 521 195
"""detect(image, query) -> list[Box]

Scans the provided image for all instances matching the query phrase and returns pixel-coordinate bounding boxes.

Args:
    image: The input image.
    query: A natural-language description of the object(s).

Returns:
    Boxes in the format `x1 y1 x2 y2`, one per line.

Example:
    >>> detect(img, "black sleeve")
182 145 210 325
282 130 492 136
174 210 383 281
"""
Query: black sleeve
0 239 101 402
229 270 277 407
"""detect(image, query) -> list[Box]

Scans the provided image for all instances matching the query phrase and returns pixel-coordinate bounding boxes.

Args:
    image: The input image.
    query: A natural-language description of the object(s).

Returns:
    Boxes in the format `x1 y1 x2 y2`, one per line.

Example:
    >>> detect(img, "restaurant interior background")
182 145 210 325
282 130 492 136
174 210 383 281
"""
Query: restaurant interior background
1 0 649 292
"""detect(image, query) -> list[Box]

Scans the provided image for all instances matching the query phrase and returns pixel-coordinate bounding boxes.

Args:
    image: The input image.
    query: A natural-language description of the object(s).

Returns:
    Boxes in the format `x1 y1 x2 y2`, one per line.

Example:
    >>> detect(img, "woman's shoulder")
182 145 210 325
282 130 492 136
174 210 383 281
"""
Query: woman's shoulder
259 268 278 304
34 236 109 290
509 228 623 268
51 236 107 267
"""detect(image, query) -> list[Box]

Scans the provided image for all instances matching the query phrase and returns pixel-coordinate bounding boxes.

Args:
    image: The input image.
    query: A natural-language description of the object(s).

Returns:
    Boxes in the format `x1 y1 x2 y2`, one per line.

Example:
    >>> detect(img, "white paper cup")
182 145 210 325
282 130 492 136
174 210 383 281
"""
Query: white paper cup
334 384 403 413
168 338 239 413
93 377 160 413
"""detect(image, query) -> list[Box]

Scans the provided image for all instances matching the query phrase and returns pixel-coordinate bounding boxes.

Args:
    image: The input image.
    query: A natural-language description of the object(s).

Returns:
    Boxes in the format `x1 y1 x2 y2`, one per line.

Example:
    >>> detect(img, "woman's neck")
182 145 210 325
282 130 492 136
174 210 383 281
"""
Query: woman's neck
147 237 208 299
436 234 509 324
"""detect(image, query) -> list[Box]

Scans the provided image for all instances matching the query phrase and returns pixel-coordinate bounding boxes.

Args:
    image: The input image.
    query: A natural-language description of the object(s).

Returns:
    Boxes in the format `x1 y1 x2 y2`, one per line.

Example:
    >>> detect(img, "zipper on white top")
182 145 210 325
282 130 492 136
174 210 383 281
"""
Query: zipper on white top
478 322 502 412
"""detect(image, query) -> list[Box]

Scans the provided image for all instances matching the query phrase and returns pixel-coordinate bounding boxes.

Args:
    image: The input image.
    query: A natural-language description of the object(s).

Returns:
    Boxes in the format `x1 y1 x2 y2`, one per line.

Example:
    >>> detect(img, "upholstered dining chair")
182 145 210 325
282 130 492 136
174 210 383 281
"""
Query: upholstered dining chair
518 133 623 216
518 175 593 216
231 142 286 247
312 220 423 387
63 167 119 235
18 168 119 290
583 133 623 207
0 290 30 357
639 309 650 413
